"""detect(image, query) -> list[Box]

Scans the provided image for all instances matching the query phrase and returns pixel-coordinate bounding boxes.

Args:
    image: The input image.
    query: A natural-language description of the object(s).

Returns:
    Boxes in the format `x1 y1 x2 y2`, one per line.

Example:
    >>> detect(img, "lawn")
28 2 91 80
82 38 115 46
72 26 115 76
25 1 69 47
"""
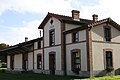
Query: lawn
81 75 120 80
0 71 80 80
0 71 120 80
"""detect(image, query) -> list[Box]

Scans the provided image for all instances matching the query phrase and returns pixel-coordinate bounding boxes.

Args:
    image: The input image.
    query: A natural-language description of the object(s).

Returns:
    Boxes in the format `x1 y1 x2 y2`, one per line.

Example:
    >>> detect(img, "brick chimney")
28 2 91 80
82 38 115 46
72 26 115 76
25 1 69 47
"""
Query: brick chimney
92 14 98 21
25 37 28 42
72 10 80 20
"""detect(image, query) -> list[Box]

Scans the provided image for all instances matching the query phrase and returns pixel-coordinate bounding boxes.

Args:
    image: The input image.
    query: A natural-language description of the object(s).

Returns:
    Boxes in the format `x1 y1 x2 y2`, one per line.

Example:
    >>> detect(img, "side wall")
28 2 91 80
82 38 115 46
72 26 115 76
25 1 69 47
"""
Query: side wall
91 23 120 76
65 30 88 76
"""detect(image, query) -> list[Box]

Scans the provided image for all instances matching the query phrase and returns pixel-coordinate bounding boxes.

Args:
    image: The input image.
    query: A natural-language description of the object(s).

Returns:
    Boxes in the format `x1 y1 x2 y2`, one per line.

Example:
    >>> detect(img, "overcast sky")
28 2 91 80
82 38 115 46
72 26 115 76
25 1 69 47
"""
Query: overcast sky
0 0 120 45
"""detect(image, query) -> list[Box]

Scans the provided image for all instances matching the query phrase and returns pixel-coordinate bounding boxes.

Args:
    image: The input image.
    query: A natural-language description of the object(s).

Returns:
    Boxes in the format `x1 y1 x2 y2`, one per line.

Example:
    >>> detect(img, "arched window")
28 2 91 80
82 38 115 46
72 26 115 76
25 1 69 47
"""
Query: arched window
106 51 113 67
71 49 81 73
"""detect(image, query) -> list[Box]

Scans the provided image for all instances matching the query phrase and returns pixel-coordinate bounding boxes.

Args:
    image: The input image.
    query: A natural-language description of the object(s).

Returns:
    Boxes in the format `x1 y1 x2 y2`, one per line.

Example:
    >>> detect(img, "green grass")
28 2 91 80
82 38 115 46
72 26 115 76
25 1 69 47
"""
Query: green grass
81 75 120 80
0 71 120 80
0 72 80 80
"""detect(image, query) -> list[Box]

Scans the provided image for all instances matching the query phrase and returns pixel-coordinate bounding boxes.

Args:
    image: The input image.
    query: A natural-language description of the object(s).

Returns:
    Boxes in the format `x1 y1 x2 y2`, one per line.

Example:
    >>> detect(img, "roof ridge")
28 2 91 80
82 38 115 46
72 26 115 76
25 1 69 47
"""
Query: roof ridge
48 12 71 18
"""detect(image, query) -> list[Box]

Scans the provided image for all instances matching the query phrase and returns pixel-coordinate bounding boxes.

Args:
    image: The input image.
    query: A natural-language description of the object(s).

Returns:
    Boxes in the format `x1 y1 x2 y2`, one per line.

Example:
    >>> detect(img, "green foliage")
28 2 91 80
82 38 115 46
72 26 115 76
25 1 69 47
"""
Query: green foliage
106 66 114 72
0 43 9 50
0 43 9 63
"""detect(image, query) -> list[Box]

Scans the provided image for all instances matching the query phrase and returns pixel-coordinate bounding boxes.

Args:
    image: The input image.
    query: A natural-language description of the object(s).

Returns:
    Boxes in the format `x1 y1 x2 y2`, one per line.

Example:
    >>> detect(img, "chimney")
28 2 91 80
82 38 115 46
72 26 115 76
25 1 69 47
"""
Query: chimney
92 14 98 21
25 37 28 42
72 10 80 20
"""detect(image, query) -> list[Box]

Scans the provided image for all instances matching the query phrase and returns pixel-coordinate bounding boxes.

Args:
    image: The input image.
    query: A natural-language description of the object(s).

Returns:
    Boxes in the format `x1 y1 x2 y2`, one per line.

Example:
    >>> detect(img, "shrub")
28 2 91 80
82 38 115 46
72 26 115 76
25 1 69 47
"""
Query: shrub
106 66 114 72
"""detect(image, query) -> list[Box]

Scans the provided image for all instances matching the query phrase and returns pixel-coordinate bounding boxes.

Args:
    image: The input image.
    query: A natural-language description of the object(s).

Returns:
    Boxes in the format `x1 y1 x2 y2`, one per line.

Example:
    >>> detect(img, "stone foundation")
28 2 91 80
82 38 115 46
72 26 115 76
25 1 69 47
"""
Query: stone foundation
33 69 43 73
55 70 64 75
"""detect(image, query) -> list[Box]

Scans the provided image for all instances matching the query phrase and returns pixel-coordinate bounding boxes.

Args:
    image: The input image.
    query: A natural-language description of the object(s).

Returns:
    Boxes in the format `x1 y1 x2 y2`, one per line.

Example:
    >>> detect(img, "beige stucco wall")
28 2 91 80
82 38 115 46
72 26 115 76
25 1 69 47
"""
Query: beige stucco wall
28 52 33 70
44 46 61 70
14 54 22 70
92 24 120 42
66 34 72 44
34 42 38 50
7 55 10 69
79 30 86 41
44 17 61 47
41 40 43 48
92 24 120 70
34 49 43 69
92 42 120 70
66 30 86 44
66 42 87 71
65 29 87 71
65 23 81 31
91 24 104 41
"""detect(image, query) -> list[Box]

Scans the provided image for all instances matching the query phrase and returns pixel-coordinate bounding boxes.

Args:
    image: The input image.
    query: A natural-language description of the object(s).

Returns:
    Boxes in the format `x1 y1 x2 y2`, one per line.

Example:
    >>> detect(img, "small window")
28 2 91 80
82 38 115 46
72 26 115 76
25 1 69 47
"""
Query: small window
106 51 113 67
50 30 55 46
73 32 79 42
71 50 81 73
38 41 41 49
37 54 42 69
104 27 111 41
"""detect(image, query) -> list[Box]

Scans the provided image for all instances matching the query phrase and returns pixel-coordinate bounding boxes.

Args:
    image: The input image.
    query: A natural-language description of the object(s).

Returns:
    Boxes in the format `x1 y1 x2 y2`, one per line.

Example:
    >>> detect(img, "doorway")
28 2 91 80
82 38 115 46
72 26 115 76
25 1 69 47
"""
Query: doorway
22 53 28 71
10 55 14 70
49 53 55 74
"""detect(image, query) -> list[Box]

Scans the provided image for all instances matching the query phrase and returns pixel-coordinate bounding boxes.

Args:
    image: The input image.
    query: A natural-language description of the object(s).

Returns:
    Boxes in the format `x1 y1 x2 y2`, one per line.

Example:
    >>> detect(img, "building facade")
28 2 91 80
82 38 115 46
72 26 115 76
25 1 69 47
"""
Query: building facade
1 10 120 77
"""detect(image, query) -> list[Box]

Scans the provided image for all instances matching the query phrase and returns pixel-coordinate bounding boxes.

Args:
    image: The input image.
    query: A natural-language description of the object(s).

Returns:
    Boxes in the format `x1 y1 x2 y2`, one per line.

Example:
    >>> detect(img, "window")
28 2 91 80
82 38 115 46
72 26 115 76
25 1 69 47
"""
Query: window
71 49 81 73
38 41 41 49
73 32 79 42
106 51 113 67
104 27 111 41
37 54 42 69
50 30 55 46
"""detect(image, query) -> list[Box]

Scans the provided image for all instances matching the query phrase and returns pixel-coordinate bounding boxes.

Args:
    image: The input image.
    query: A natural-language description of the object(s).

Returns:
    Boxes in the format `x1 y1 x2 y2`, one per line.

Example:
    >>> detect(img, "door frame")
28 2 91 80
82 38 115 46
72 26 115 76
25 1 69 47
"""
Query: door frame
22 53 28 71
49 51 56 74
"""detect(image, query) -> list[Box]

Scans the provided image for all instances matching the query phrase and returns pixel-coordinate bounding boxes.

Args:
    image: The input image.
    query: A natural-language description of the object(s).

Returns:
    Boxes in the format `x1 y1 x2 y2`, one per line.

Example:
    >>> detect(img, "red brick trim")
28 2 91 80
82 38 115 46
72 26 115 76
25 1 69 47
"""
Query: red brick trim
92 40 120 44
43 29 44 70
86 28 93 71
71 49 81 71
61 22 65 72
103 49 114 69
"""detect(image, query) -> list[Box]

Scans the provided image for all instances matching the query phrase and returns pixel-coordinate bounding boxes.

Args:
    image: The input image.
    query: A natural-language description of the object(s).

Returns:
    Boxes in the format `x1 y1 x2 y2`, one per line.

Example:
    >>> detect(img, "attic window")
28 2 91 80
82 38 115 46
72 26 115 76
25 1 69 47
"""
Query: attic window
50 19 53 24
104 26 111 41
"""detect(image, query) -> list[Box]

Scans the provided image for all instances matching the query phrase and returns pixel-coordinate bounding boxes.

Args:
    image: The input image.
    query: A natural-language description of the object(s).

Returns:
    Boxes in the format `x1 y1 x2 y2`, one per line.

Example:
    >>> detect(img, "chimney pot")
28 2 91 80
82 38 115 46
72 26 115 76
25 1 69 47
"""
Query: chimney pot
72 10 80 20
92 14 98 21
25 37 28 42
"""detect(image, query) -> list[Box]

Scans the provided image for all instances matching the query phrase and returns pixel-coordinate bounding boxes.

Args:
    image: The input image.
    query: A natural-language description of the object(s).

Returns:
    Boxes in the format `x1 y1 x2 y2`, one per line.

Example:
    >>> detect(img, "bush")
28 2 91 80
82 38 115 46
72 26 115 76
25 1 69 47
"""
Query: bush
106 66 114 72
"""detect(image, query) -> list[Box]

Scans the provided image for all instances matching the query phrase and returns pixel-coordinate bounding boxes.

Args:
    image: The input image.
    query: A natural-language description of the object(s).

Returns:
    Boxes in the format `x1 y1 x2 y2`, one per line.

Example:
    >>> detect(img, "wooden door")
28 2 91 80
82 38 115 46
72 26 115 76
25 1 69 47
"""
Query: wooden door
22 53 28 71
49 54 55 74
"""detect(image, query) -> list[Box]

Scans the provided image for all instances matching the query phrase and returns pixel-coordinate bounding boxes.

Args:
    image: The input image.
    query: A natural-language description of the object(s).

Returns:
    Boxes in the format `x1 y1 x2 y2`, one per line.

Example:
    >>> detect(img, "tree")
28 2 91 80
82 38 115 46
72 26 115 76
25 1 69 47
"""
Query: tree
0 43 9 50
0 43 9 63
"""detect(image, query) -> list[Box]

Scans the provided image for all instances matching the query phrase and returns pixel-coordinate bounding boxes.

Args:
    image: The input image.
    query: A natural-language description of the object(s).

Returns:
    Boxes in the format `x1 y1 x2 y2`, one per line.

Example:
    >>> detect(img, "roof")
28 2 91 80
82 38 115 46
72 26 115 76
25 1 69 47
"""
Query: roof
64 17 120 34
38 12 120 31
0 37 43 56
88 17 120 30
38 12 93 29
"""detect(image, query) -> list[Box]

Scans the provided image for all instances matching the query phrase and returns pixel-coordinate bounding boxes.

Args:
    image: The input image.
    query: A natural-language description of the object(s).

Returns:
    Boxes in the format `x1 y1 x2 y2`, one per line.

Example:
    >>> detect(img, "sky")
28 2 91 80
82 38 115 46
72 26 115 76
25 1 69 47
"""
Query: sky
0 0 120 45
